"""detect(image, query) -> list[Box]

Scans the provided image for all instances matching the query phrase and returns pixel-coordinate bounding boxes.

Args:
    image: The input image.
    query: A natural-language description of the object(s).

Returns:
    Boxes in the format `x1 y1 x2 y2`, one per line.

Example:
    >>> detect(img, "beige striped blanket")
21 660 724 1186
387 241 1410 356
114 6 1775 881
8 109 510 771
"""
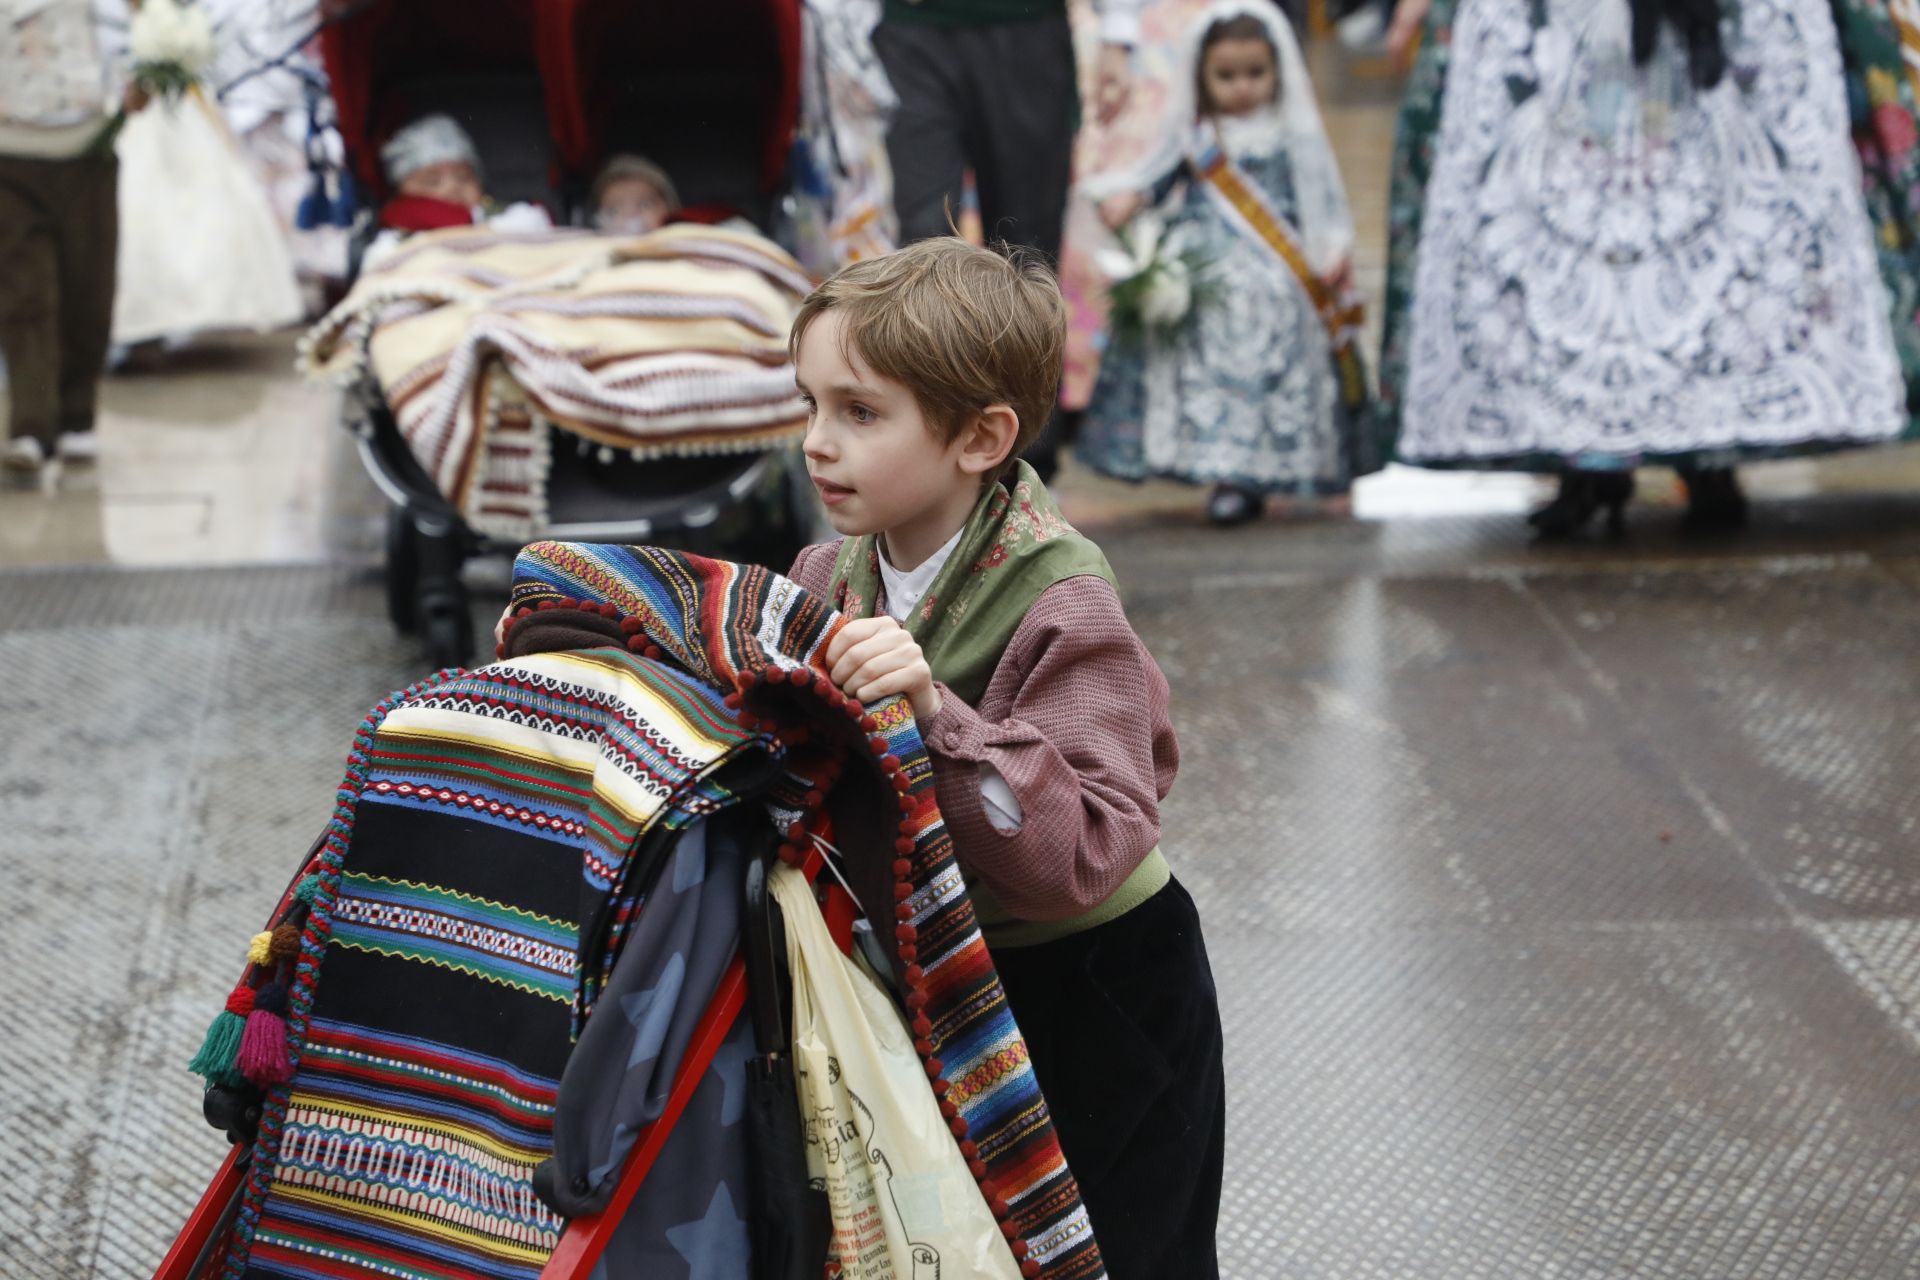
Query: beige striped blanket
300 225 814 538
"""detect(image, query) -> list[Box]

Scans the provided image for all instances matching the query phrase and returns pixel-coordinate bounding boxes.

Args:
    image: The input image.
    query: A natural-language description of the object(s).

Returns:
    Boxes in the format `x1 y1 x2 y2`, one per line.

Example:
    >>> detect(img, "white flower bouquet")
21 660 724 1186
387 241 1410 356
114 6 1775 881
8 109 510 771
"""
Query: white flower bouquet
91 0 218 153
1096 212 1215 336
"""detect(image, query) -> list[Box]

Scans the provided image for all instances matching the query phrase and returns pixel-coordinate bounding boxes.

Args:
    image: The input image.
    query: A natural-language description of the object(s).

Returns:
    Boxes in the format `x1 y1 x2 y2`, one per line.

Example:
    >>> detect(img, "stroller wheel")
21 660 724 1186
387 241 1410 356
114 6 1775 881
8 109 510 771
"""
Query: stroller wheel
385 506 421 635
418 586 474 671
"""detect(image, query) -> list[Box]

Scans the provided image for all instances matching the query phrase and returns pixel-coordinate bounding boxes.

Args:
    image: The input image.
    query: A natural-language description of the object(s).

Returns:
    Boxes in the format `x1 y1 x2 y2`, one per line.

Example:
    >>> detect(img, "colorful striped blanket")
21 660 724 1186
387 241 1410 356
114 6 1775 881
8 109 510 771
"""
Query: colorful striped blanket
505 544 1108 1280
201 652 774 1279
192 546 1104 1279
298 226 813 538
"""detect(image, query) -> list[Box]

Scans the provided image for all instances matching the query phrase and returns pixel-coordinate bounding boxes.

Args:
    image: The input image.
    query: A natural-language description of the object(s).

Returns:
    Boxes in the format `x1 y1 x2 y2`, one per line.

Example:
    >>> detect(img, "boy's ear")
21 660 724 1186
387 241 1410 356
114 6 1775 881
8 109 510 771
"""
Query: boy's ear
955 405 1020 479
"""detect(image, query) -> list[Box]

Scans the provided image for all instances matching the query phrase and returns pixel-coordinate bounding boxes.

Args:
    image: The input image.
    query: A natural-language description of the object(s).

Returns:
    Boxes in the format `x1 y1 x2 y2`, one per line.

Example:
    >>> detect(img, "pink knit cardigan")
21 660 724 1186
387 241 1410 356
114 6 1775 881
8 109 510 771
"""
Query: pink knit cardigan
791 541 1178 923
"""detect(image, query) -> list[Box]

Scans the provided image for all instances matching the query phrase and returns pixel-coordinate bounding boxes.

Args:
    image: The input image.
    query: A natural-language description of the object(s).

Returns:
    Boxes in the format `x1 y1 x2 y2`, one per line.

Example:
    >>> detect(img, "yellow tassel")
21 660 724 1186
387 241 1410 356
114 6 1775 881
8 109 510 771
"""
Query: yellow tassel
247 931 275 965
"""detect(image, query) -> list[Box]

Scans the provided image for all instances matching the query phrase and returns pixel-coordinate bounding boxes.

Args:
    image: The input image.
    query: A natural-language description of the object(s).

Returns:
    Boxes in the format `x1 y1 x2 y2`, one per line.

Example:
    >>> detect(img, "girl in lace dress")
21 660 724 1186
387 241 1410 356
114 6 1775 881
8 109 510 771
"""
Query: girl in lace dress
1077 2 1370 525
1376 0 1919 537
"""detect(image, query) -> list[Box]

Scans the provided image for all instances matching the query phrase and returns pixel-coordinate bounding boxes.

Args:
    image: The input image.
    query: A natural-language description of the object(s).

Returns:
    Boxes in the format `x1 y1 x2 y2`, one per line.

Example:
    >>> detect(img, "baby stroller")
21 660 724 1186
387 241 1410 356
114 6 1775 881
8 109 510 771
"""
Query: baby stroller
312 0 823 669
154 547 1108 1280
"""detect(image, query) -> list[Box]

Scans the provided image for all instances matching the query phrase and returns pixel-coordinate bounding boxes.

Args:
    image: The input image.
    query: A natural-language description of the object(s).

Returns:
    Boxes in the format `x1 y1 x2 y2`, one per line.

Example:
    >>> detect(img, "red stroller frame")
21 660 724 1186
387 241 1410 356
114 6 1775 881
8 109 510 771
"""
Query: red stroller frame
319 0 801 222
155 826 855 1280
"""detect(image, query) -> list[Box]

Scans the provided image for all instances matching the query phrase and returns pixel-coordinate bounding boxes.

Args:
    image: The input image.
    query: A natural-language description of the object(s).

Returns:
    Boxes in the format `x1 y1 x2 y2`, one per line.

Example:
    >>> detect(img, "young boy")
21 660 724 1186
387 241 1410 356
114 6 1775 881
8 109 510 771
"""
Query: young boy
789 238 1225 1276
488 236 1225 1271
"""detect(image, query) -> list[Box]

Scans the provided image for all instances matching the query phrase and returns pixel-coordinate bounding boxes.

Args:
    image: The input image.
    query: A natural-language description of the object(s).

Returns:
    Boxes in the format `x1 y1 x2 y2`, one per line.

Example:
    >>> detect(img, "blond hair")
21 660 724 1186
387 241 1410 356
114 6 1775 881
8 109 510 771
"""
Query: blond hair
791 238 1065 476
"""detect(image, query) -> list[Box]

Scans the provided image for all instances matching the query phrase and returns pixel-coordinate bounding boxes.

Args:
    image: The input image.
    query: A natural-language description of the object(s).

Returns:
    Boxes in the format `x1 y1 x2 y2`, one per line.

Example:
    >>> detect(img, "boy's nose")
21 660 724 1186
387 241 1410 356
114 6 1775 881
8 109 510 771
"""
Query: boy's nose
802 422 833 462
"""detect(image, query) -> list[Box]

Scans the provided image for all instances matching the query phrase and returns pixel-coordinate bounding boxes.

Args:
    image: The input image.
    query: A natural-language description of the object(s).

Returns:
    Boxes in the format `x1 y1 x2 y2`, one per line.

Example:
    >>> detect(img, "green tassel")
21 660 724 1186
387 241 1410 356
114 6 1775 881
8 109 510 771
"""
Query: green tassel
187 1010 248 1085
294 874 322 905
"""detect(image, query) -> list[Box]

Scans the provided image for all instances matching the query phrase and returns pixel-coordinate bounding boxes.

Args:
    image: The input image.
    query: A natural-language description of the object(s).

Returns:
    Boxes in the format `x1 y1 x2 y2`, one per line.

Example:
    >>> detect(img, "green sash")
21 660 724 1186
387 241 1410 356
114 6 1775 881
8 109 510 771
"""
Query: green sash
828 462 1170 946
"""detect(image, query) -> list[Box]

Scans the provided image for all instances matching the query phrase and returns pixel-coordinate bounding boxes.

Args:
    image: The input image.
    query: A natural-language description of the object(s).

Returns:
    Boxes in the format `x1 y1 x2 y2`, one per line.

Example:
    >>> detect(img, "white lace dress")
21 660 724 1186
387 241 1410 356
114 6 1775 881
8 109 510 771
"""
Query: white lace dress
1392 0 1905 466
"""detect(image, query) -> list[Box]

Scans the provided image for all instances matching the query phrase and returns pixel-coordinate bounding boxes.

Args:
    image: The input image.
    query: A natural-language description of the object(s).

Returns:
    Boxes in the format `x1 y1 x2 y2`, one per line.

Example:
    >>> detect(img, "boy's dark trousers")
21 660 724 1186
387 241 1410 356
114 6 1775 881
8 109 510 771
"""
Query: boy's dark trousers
0 152 119 452
992 878 1227 1277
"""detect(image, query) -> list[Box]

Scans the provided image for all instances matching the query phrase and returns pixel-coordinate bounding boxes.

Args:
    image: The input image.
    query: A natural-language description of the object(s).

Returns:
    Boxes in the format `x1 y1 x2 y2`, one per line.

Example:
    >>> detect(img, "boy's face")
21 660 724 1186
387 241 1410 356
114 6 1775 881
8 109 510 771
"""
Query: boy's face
398 160 483 209
796 312 985 563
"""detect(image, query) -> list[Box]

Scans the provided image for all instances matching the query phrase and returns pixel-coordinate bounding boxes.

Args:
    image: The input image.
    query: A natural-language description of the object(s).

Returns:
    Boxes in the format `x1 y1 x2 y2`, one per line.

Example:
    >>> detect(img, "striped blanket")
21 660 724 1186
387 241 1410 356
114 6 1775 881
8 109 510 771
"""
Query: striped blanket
197 546 1104 1279
210 654 774 1279
299 226 813 538
506 544 1108 1280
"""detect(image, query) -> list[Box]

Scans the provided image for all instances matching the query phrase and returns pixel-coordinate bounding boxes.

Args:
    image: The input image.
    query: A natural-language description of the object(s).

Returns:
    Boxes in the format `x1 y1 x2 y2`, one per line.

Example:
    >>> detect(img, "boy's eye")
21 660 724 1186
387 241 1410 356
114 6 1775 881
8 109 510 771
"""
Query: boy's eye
849 404 876 424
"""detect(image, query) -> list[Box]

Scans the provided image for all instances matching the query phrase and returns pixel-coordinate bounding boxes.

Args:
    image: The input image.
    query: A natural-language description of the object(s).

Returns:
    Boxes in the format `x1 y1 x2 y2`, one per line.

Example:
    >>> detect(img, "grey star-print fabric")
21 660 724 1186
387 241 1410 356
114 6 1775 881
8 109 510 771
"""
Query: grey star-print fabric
586 1014 757 1279
538 810 754 1216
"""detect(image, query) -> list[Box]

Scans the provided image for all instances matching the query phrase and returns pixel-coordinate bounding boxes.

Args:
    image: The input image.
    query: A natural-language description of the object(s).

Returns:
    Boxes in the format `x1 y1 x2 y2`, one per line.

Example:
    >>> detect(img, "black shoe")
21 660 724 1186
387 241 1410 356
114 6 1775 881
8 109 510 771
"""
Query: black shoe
1206 484 1265 526
1679 467 1748 533
1530 471 1634 540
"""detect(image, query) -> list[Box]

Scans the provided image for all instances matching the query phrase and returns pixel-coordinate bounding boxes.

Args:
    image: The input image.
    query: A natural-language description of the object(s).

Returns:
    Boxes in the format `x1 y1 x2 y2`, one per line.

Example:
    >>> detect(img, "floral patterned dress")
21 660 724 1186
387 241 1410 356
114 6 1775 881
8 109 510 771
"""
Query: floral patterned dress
1077 141 1361 497
1374 0 1920 472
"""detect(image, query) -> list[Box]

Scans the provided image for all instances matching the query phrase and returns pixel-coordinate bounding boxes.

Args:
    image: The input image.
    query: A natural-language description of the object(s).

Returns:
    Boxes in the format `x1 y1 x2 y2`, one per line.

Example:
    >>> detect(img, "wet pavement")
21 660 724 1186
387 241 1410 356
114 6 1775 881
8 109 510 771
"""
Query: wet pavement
4 447 1920 1274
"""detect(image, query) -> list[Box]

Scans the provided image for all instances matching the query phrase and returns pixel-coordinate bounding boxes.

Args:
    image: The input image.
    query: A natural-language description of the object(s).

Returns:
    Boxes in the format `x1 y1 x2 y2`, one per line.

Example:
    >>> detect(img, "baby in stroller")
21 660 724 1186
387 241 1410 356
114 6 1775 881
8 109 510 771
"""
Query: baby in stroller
376 112 554 236
591 151 763 237
589 153 680 235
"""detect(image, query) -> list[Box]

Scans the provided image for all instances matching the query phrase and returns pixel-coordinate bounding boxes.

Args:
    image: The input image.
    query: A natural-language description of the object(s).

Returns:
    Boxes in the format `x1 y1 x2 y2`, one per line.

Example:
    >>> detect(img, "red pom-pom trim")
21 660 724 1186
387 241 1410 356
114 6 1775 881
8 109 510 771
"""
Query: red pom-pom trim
999 1220 1020 1240
914 1016 933 1037
895 839 916 856
226 988 256 1016
1021 1259 1041 1278
860 714 879 732
949 1117 969 1138
619 617 643 634
969 1159 988 1178
892 858 912 877
598 602 620 619
896 924 918 944
924 1058 944 1079
904 965 924 983
891 773 912 793
905 990 927 1010
895 902 914 921
897 795 915 812
880 755 901 772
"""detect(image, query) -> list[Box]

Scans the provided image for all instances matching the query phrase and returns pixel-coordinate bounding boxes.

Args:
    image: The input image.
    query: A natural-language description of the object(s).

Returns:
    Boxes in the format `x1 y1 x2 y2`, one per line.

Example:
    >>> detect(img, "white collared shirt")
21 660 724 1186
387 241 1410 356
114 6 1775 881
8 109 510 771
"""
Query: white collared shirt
878 531 1024 834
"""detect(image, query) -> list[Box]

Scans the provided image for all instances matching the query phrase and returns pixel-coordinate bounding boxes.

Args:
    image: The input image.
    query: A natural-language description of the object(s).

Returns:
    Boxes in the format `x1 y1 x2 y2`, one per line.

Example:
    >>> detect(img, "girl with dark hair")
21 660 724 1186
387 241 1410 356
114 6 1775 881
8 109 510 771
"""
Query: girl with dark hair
1078 2 1372 526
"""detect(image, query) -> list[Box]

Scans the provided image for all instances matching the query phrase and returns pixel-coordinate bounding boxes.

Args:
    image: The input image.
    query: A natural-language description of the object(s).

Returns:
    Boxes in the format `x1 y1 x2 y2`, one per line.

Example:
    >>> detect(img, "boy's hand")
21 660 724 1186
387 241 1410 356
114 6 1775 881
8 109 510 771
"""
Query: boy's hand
826 617 941 721
1324 256 1354 295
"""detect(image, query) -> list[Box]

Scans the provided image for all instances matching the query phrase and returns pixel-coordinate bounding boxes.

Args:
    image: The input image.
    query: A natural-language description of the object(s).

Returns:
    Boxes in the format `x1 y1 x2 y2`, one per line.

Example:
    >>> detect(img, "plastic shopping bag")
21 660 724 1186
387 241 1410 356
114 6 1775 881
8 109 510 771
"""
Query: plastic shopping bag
770 864 1020 1280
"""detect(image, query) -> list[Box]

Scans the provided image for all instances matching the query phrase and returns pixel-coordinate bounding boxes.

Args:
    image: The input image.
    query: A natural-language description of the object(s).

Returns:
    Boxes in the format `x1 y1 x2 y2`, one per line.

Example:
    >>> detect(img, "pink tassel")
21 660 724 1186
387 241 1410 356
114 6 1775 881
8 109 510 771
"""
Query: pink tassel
238 983 292 1087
